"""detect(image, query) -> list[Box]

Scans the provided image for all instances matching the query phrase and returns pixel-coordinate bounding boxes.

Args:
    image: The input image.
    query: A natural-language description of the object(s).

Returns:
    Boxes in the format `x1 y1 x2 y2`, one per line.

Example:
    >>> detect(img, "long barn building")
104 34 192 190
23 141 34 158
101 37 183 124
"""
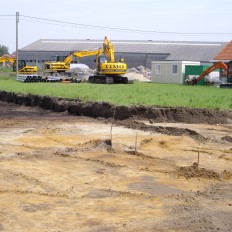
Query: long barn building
19 39 228 69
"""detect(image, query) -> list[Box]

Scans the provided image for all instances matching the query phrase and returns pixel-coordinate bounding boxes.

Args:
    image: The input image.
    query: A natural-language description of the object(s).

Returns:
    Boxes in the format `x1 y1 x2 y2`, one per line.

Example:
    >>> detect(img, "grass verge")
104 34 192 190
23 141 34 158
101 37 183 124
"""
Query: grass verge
0 73 231 110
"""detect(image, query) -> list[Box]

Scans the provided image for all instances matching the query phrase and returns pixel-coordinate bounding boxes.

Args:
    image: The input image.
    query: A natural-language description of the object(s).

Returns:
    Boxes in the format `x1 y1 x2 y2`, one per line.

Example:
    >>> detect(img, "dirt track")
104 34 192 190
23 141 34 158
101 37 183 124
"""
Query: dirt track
0 95 232 231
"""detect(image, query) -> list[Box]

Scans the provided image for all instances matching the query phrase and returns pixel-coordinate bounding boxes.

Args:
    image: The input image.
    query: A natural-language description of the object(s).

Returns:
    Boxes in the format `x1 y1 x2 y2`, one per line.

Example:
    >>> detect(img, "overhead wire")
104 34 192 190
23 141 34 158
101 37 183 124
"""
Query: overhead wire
1 14 232 36
20 18 190 35
20 19 122 32
20 14 232 36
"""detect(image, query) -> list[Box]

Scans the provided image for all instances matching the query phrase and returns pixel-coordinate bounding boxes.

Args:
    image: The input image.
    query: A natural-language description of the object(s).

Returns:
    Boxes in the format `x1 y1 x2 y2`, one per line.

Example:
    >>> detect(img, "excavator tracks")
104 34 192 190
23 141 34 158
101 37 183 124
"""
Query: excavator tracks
89 75 112 84
88 75 134 84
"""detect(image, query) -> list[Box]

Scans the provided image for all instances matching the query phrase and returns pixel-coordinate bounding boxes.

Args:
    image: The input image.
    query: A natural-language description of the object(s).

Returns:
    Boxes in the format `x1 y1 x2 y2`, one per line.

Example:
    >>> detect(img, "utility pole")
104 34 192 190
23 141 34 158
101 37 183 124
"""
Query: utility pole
16 12 19 78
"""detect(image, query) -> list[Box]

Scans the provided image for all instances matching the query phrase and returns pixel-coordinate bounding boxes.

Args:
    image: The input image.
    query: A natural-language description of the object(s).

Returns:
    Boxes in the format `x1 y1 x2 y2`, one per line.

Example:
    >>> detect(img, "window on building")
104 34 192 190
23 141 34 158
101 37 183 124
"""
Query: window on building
154 64 161 74
172 64 178 74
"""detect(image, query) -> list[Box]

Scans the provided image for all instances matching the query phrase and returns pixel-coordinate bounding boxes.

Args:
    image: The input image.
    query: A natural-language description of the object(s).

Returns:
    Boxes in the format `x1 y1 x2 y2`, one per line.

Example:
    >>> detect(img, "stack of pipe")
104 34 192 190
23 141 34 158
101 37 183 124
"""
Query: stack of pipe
17 75 43 82
16 75 62 83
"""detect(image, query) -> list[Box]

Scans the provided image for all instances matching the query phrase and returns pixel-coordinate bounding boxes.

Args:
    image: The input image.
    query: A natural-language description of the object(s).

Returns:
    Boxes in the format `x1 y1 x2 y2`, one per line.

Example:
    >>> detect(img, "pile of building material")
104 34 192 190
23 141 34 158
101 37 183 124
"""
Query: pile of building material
66 64 94 82
127 66 151 82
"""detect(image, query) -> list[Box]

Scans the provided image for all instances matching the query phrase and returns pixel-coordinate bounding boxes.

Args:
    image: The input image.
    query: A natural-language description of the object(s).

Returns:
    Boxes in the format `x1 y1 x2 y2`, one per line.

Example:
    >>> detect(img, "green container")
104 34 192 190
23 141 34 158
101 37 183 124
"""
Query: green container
185 65 210 85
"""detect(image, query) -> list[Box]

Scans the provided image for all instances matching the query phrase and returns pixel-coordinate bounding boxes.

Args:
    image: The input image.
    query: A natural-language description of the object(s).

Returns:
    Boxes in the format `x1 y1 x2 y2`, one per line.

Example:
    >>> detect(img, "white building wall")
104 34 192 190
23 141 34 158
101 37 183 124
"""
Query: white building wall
152 61 200 84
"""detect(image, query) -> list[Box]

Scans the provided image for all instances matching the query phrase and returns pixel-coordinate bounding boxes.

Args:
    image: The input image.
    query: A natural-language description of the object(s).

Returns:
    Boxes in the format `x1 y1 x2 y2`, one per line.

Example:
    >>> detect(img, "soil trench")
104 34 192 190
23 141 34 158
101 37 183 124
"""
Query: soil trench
0 90 232 124
0 94 232 231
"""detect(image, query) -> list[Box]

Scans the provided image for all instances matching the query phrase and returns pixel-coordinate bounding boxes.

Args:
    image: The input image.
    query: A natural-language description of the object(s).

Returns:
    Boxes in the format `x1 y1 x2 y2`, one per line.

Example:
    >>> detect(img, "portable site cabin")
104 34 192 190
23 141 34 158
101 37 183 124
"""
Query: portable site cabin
151 61 200 84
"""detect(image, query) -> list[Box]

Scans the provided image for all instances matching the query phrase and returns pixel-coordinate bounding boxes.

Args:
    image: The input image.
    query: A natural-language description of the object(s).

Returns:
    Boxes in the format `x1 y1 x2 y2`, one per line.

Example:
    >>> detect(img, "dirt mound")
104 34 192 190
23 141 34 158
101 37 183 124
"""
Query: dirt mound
221 170 232 180
175 162 221 180
0 91 231 124
175 163 232 180
221 136 232 143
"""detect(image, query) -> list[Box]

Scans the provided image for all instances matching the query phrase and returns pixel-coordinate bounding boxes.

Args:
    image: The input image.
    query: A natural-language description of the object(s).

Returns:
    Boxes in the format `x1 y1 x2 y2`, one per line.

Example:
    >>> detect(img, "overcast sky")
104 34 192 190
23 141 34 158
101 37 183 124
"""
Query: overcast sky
1 0 231 53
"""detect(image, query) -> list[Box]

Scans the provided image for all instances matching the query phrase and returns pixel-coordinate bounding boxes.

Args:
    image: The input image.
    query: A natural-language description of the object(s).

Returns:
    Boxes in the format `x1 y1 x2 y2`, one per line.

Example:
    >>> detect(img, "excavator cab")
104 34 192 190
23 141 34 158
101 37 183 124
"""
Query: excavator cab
13 60 27 72
99 55 109 64
13 60 37 74
95 55 109 72
49 55 68 62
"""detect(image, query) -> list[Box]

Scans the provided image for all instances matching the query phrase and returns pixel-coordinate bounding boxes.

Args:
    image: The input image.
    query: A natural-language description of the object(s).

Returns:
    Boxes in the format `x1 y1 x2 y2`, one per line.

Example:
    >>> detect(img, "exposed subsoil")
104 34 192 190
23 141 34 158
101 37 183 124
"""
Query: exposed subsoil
0 92 232 231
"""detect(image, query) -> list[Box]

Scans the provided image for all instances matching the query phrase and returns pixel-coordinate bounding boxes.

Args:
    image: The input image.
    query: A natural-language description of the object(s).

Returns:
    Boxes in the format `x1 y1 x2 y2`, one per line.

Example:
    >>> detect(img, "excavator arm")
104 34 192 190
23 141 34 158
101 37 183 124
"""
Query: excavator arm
63 49 102 66
103 37 116 62
45 48 102 73
196 62 228 83
71 48 102 60
187 62 228 85
0 56 15 64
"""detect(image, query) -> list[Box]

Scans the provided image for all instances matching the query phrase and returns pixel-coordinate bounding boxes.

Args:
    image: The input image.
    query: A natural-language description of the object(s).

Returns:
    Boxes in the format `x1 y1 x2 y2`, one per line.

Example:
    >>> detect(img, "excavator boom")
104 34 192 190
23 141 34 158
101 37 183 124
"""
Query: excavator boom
186 61 229 85
44 48 103 73
0 56 15 64
72 48 102 59
196 62 228 83
103 37 115 63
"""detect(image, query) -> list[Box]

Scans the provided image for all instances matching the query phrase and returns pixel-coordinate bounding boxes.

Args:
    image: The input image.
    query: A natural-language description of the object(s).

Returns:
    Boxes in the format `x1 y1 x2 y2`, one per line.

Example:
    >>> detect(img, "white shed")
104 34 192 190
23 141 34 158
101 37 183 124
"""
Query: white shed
151 61 200 84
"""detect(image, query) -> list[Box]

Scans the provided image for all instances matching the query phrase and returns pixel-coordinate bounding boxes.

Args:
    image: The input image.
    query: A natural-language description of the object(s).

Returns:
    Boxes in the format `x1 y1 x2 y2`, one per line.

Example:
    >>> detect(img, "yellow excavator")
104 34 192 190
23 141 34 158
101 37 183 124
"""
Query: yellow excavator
44 37 133 84
89 36 133 84
0 55 37 74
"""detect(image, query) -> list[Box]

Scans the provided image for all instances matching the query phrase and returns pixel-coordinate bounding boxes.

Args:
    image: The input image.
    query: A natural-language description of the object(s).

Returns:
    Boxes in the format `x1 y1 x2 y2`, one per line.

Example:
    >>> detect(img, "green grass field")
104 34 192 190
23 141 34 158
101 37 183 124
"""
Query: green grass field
0 71 231 110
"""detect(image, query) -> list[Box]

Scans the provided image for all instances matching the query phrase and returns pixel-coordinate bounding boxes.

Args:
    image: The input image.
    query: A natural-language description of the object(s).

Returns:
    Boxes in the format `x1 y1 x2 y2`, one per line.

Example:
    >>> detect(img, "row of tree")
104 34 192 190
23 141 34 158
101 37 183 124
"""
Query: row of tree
0 44 9 56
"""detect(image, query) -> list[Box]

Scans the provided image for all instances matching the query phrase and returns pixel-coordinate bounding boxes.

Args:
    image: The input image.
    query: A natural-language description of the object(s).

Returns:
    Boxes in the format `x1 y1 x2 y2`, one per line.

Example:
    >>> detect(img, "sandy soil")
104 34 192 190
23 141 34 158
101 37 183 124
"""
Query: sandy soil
0 101 232 232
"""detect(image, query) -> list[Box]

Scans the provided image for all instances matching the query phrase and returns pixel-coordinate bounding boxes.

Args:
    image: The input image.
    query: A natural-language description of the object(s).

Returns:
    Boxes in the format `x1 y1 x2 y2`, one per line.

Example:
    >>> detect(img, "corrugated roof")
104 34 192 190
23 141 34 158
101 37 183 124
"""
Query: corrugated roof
214 40 232 60
21 39 228 62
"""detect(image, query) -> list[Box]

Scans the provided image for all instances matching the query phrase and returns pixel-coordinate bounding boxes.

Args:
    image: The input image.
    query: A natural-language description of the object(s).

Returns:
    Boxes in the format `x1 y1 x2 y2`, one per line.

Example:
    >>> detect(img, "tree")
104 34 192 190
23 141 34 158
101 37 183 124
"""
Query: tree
0 44 9 56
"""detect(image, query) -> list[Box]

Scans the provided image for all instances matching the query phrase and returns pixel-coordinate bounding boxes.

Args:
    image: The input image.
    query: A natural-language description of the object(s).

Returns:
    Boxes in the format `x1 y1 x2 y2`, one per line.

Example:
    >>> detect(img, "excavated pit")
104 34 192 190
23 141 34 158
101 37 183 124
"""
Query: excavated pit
0 91 232 232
